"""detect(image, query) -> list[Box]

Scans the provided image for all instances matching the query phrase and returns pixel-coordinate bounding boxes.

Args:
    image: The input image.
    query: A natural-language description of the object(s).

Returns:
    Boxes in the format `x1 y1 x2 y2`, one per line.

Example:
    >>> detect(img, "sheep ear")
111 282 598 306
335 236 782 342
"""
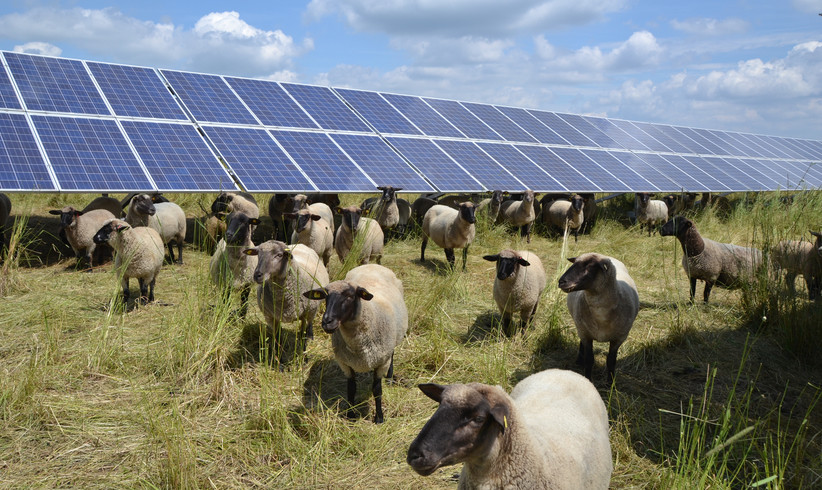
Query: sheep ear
114 223 130 233
335 206 344 214
810 231 821 239
395 187 403 192
48 209 62 215
489 403 511 434
362 208 371 216
418 383 445 403
243 248 259 256
483 254 500 262
303 289 327 300
567 257 577 263
248 218 261 226
355 287 374 301
517 258 531 267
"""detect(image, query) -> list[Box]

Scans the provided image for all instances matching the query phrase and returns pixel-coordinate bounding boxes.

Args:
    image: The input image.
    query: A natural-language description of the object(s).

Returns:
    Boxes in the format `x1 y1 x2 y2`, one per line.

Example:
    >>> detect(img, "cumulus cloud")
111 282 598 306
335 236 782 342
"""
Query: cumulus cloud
13 42 61 56
390 36 515 65
534 31 662 77
670 17 749 36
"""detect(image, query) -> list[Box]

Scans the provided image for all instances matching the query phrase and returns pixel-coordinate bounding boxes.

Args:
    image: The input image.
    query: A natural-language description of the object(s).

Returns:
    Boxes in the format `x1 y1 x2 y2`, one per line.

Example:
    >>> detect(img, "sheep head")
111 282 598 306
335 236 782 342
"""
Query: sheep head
558 253 611 293
303 280 373 334
484 250 530 281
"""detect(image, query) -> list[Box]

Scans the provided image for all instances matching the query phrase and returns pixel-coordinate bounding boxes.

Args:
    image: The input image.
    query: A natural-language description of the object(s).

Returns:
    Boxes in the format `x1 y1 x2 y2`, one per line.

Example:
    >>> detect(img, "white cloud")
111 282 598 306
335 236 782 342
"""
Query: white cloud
670 17 749 36
390 36 515 65
13 42 61 56
535 31 662 77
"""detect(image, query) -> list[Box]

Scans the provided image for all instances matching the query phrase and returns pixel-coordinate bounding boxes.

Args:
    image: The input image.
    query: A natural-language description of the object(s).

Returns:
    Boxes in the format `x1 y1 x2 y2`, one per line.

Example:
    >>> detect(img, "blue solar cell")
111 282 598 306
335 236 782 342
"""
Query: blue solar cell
225 77 318 129
329 133 433 191
631 122 692 153
797 139 822 160
271 130 374 192
161 70 257 125
0 113 54 190
32 115 152 191
433 140 523 190
607 119 670 152
386 137 482 191
87 62 187 120
606 151 680 191
121 121 237 191
714 130 764 158
201 126 314 192
733 158 787 190
632 153 709 191
673 126 724 155
476 143 566 192
494 106 568 145
778 137 817 160
700 156 769 190
280 83 371 132
515 146 600 192
659 154 730 191
582 116 651 151
334 88 421 135
739 134 785 159
677 156 746 191
788 138 822 160
773 160 822 188
577 149 655 191
755 158 810 189
0 64 21 109
5 52 109 115
424 98 502 140
557 113 619 149
696 128 745 156
381 93 464 138
528 111 597 147
462 103 537 143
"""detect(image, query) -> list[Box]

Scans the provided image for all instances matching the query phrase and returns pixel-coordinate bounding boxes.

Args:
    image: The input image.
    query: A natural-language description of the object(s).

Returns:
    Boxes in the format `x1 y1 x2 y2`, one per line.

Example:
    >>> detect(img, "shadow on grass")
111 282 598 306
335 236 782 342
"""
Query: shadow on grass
227 321 308 369
301 359 380 422
412 257 458 276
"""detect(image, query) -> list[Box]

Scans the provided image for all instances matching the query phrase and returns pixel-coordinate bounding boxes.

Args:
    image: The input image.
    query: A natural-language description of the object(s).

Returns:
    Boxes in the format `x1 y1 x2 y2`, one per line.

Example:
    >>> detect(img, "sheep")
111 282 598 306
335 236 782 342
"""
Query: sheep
371 186 402 232
125 194 187 264
497 190 538 243
410 196 438 231
268 193 294 242
558 252 639 381
49 206 116 269
662 193 698 218
660 216 764 304
772 233 822 300
579 192 598 233
303 264 407 424
476 190 505 223
290 194 334 226
635 193 668 236
421 202 477 270
543 194 585 242
120 192 168 210
406 368 612 489
334 206 384 265
437 193 476 209
0 193 11 260
93 218 164 305
244 241 330 354
81 195 122 218
285 208 334 267
209 211 261 317
483 250 547 336
211 191 259 219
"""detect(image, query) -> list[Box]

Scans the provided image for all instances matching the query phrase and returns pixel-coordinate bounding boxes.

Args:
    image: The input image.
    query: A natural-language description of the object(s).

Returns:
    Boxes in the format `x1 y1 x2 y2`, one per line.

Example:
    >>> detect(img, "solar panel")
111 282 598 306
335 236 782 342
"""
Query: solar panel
733 158 788 190
751 158 807 189
87 62 187 120
557 113 619 149
424 98 503 141
774 160 822 188
161 70 257 125
528 110 597 147
796 139 822 160
334 88 421 135
476 143 566 191
200 125 314 192
0 64 22 110
4 52 109 115
120 120 237 191
606 119 670 152
462 103 538 143
551 147 637 192
715 130 764 158
329 133 434 191
577 149 654 191
219 77 316 130
631 153 710 191
270 130 375 192
659 154 731 191
676 156 746 192
32 115 153 191
673 126 724 155
607 151 680 191
779 137 818 160
0 113 55 190
494 106 569 145
280 83 371 132
515 145 601 192
381 93 464 138
433 139 524 190
386 137 482 191
582 116 651 151
700 156 768 190
631 122 692 154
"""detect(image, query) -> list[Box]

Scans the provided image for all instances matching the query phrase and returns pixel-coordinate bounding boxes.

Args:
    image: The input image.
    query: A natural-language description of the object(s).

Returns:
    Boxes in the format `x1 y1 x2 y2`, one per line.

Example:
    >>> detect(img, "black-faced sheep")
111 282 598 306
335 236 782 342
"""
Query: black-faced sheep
93 219 164 305
543 194 585 242
285 208 334 267
483 250 547 336
421 202 477 270
209 211 261 317
407 369 612 489
635 192 668 236
119 192 168 210
476 190 506 223
772 231 822 300
49 206 116 269
334 205 384 265
660 216 764 303
211 191 259 219
125 194 187 264
558 253 639 381
497 190 538 243
304 264 407 424
290 194 334 227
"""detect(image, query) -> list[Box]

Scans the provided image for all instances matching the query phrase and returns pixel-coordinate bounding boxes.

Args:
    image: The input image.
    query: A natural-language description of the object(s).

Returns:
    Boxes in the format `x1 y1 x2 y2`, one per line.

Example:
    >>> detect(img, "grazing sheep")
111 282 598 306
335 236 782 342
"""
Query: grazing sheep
579 193 598 233
771 231 822 300
211 191 259 219
335 206 384 265
209 211 261 317
543 194 585 242
82 195 123 218
244 241 330 354
49 206 116 269
268 193 294 242
410 196 438 231
290 194 334 227
93 219 164 305
660 216 764 303
286 208 334 267
407 368 612 489
437 193 476 209
0 193 11 259
476 190 506 223
558 253 639 381
635 193 668 236
303 264 407 424
421 202 477 270
662 193 697 218
483 249 547 336
119 192 168 211
372 186 402 231
125 194 187 264
497 190 538 243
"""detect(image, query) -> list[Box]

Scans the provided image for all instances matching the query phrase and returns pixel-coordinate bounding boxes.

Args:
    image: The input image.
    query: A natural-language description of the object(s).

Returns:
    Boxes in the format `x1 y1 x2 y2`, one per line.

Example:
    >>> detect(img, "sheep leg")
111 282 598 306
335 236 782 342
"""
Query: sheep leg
573 229 578 242
121 278 130 305
372 372 384 424
606 342 620 383
148 278 155 303
386 354 395 380
501 312 514 337
167 242 176 264
420 236 427 262
444 248 456 269
703 282 714 304
138 278 149 305
239 286 250 317
576 340 585 365
521 303 538 333
581 339 594 380
786 272 797 296
461 246 469 271
346 376 358 420
176 240 183 265
689 277 697 303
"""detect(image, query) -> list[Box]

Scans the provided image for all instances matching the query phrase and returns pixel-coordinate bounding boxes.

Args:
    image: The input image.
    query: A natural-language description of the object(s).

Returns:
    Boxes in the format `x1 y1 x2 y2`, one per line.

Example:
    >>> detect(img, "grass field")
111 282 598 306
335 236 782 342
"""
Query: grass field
1 191 821 488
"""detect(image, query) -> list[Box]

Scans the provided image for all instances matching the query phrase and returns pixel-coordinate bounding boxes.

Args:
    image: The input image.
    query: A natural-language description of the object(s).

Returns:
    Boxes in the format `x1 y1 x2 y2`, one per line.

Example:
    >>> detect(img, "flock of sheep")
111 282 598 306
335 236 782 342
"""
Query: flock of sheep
4 186 820 489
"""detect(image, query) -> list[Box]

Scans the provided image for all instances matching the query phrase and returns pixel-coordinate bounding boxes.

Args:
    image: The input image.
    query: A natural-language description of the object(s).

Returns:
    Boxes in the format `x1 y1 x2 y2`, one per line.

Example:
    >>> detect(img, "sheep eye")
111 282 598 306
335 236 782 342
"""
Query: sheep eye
472 415 486 425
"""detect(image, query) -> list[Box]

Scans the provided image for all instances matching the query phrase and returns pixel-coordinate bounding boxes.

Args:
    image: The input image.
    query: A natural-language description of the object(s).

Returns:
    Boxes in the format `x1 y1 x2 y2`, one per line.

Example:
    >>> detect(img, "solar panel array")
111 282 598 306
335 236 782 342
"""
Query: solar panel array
1 50 821 193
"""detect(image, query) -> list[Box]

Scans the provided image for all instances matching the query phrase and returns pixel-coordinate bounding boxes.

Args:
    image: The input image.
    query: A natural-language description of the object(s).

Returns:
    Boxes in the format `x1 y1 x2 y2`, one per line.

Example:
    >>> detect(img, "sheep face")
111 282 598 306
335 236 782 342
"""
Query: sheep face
377 186 402 202
130 194 156 217
570 194 584 212
303 281 373 334
660 216 692 237
49 206 81 229
558 255 610 293
337 206 363 232
93 219 130 245
290 194 309 214
285 209 321 234
407 383 508 477
490 190 505 204
224 212 259 246
636 193 651 207
483 250 530 281
458 202 477 224
245 240 292 284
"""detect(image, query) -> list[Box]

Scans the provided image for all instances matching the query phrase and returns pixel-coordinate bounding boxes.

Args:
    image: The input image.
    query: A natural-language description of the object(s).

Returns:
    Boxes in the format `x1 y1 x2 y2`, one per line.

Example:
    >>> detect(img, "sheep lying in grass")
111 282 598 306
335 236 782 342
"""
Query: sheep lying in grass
407 368 612 489
93 219 164 305
497 190 538 243
421 202 477 270
543 194 585 242
49 206 116 269
483 250 547 336
126 194 187 264
304 264 407 424
772 231 822 300
209 211 261 317
335 206 384 265
286 208 333 267
559 253 639 381
660 216 764 304
635 192 668 236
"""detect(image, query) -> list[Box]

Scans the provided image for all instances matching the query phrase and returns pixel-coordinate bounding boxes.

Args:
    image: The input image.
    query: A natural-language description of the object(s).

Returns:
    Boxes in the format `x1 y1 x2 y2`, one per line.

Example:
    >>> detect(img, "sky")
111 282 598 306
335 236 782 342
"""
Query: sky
0 0 820 139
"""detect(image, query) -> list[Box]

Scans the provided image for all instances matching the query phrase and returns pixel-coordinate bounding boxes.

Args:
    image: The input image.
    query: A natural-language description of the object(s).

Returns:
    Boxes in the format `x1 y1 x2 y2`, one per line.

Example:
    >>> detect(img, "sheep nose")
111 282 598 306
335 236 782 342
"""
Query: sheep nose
321 316 339 333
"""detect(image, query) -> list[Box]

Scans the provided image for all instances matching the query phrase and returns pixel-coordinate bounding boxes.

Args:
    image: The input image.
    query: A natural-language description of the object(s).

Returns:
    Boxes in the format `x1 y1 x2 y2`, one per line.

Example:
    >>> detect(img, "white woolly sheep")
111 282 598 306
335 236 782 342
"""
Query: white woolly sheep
303 264 408 424
371 186 402 232
476 190 506 223
437 193 476 209
772 231 822 300
543 194 585 242
93 218 164 305
497 190 538 243
335 205 384 265
0 193 9 260
49 206 116 269
660 216 764 303
285 208 334 267
209 211 261 317
407 368 612 489
290 194 334 227
421 202 477 270
635 192 668 236
558 253 640 381
126 194 187 264
483 249 547 336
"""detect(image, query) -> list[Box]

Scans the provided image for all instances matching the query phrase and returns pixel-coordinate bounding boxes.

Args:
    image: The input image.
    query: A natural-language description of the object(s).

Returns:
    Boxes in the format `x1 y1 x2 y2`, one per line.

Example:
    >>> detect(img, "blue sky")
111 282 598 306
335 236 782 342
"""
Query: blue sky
1 0 820 139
